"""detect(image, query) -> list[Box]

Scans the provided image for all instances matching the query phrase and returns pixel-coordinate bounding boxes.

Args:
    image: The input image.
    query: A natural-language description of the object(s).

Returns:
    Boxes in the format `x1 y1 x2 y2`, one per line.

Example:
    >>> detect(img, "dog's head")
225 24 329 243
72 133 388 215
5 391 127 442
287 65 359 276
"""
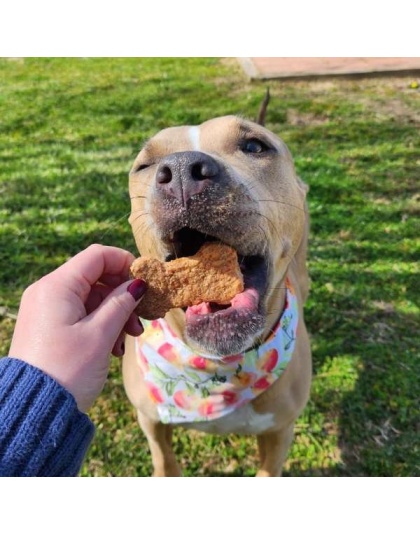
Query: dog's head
129 115 307 355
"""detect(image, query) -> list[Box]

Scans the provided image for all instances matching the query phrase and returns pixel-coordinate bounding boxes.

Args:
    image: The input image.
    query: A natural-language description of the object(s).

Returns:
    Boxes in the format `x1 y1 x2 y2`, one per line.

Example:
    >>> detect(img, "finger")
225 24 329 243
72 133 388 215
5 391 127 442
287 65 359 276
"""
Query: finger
85 284 113 315
83 279 147 345
112 331 126 357
112 316 145 354
49 245 136 302
85 283 143 315
123 312 144 337
99 273 131 288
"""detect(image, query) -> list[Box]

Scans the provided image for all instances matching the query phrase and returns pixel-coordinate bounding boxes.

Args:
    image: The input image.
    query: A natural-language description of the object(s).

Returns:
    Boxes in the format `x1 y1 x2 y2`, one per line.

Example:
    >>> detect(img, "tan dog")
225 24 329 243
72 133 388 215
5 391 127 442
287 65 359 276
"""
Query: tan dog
123 113 311 476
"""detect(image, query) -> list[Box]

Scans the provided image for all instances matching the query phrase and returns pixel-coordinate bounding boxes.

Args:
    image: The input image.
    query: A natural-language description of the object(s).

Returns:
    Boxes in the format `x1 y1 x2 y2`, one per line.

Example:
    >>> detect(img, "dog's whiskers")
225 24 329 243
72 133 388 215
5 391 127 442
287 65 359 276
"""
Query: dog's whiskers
257 199 308 213
245 179 307 213
249 211 278 252
95 211 132 241
130 210 150 226
133 222 155 249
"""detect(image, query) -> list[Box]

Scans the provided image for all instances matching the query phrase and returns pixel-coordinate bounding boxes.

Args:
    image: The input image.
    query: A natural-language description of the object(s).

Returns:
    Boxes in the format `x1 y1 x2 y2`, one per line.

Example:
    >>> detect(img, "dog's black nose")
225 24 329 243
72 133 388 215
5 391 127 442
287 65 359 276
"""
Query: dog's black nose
156 151 220 206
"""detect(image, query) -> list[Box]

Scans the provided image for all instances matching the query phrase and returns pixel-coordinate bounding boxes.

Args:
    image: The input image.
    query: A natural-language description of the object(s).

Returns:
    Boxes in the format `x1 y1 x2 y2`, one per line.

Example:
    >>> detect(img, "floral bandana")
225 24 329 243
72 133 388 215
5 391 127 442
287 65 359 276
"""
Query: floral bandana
135 280 298 424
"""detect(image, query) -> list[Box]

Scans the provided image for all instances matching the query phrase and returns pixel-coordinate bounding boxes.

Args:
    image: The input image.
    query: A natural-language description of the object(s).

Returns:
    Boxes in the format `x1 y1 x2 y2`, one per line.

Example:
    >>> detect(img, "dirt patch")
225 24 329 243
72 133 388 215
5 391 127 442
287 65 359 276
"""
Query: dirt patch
287 109 329 126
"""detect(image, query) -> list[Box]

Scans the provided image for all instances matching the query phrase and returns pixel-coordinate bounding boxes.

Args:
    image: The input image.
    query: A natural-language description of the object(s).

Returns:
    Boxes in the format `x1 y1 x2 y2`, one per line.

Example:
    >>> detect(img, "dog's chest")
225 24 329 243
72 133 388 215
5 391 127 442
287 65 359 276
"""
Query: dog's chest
135 288 298 427
181 403 276 435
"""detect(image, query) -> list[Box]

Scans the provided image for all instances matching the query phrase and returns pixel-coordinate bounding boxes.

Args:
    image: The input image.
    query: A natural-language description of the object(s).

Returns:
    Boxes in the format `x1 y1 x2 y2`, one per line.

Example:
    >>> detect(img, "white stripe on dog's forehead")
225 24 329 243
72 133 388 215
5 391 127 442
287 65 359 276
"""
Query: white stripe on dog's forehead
188 126 200 150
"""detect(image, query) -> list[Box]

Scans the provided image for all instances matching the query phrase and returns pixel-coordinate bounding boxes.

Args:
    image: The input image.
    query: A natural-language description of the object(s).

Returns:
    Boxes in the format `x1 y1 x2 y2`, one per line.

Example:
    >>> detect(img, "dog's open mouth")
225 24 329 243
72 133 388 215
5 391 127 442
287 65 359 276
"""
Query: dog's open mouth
163 227 268 355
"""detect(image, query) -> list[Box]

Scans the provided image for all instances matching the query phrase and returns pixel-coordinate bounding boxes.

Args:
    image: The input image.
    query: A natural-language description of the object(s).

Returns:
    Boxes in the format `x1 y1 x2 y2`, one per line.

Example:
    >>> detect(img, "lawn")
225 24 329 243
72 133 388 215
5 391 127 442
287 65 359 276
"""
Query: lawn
0 57 418 476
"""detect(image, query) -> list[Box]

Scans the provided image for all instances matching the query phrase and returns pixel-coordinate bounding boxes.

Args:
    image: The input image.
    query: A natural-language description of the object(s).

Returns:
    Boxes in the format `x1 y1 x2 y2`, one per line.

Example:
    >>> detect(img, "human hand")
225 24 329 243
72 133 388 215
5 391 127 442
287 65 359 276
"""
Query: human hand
9 244 147 412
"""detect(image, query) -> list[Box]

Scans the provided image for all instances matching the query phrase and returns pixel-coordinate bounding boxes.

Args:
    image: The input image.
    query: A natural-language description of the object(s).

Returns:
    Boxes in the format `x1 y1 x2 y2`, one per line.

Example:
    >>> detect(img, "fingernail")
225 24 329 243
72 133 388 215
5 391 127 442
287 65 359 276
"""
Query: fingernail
127 279 147 301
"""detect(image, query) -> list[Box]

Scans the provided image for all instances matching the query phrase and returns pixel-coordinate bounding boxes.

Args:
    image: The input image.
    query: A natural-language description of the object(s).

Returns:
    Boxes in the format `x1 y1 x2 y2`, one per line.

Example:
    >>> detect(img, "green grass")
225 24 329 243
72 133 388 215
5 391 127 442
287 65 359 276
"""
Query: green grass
1 58 418 476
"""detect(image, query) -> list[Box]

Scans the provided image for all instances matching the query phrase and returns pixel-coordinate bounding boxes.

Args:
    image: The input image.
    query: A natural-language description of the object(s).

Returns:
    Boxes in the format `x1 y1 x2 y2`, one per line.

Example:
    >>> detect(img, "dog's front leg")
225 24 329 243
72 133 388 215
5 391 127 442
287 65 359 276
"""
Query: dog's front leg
137 411 182 477
256 424 295 477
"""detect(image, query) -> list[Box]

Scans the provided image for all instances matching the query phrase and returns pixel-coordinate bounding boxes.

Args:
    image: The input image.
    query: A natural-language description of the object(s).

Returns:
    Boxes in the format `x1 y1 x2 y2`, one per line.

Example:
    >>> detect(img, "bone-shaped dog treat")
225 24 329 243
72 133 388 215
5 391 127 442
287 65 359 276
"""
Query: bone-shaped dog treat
130 243 244 320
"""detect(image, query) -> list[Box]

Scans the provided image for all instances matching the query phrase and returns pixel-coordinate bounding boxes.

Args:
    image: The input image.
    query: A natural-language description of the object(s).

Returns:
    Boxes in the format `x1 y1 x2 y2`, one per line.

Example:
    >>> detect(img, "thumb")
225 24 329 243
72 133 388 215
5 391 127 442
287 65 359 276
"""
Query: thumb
86 279 147 343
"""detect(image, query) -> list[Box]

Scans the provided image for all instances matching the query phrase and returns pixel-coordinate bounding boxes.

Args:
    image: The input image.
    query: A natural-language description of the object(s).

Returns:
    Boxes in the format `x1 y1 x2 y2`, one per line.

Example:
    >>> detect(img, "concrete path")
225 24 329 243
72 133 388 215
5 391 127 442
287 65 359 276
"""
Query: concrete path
239 57 420 80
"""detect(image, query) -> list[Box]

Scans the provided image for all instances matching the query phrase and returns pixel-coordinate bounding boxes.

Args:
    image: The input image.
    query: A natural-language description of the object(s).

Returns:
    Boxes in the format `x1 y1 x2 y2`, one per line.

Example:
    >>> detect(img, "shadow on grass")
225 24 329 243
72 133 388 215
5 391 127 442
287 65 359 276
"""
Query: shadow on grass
337 309 419 476
303 286 418 476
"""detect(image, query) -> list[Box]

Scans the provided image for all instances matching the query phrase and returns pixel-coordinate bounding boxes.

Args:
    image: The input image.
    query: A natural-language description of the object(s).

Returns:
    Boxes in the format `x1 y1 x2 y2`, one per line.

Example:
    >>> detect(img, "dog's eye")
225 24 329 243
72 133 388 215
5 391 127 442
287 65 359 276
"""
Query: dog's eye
241 138 269 154
135 163 151 172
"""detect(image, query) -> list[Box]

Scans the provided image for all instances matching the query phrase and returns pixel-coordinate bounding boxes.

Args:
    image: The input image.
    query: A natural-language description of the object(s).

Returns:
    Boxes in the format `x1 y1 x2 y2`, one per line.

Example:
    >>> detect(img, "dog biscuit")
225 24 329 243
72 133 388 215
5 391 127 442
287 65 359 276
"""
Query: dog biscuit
130 243 244 319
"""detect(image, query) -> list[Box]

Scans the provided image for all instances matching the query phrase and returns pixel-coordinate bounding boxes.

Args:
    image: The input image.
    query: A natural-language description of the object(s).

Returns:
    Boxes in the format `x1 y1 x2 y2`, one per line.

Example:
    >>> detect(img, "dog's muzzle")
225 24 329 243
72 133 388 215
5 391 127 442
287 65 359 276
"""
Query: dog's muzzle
146 148 269 355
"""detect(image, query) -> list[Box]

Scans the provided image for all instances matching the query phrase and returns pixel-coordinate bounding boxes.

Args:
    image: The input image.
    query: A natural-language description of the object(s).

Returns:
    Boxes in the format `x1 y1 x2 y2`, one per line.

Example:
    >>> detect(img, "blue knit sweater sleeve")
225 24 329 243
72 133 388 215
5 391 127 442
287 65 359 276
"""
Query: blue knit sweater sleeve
0 357 95 476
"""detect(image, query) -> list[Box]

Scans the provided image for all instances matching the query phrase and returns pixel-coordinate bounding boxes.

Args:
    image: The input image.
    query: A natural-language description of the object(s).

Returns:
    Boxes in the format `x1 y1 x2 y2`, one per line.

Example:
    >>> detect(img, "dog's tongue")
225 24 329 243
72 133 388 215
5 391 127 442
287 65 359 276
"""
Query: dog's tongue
186 288 259 319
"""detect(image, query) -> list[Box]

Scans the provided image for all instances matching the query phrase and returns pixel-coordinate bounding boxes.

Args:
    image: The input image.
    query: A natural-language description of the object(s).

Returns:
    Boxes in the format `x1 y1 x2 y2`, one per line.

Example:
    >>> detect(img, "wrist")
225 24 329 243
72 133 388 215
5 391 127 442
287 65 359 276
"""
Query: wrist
0 357 94 476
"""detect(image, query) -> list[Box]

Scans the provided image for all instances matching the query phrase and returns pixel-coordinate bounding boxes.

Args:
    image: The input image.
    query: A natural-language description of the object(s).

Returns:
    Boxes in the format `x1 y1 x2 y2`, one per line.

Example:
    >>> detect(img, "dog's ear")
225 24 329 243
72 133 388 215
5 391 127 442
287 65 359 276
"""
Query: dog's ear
256 87 270 126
